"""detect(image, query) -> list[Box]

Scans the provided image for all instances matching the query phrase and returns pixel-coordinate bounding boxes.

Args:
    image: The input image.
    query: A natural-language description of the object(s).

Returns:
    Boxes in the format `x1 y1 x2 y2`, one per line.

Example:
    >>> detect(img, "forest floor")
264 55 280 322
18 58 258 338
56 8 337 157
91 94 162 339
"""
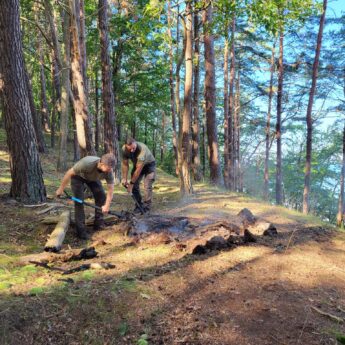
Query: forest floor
1 133 345 345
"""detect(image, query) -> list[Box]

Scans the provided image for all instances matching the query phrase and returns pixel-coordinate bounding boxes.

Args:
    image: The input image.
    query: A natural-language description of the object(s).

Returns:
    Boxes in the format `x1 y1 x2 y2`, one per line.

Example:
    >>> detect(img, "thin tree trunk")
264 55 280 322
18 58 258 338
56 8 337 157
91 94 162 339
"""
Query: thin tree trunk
45 0 62 148
0 0 46 203
179 1 193 195
264 43 275 200
303 0 327 214
25 67 46 153
95 71 100 152
69 0 95 156
276 30 284 205
337 121 345 227
234 66 241 191
203 2 222 186
229 14 236 190
161 111 166 163
176 5 186 178
78 0 88 96
223 27 229 188
37 28 50 133
168 0 179 175
191 5 201 181
57 10 71 172
98 0 120 179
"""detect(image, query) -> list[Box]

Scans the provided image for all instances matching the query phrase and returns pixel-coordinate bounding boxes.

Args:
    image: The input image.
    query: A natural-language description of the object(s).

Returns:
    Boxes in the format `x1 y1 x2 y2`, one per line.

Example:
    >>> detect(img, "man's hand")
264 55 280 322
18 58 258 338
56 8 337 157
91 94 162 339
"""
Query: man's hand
102 204 110 214
121 178 128 188
56 187 64 198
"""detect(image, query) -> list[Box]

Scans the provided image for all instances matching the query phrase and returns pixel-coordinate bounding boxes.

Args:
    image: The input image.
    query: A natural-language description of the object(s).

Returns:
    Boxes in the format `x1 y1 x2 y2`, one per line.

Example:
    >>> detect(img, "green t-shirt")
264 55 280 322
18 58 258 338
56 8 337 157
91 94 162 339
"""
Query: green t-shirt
72 156 114 184
122 142 155 166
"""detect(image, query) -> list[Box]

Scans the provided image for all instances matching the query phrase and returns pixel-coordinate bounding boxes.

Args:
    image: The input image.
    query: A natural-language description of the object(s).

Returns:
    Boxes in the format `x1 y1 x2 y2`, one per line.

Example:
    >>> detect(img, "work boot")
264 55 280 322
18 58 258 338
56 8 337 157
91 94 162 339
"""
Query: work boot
76 226 88 240
93 220 106 231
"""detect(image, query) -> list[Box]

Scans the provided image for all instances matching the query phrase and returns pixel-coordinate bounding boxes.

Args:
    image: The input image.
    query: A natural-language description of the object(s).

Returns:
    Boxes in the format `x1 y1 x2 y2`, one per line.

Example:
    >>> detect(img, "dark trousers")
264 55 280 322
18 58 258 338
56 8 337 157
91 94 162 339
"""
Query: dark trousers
131 162 155 207
71 176 106 230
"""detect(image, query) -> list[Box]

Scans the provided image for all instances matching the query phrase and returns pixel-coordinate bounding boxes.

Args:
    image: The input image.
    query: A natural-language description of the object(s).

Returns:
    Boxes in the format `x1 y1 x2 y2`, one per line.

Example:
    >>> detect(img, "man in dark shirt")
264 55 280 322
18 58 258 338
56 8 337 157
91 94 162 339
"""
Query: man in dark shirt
121 138 156 213
56 153 115 239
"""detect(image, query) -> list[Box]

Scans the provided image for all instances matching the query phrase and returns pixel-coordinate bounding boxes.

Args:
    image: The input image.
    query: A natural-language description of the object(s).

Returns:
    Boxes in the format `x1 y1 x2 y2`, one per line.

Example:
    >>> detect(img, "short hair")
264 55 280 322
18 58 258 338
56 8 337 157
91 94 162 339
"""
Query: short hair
125 137 136 146
101 153 115 168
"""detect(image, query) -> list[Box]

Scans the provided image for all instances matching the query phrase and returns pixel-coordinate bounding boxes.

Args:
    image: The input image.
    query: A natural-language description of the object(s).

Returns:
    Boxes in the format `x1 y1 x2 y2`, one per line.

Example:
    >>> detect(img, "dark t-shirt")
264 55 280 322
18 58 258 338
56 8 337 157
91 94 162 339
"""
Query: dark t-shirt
72 156 114 184
122 142 155 167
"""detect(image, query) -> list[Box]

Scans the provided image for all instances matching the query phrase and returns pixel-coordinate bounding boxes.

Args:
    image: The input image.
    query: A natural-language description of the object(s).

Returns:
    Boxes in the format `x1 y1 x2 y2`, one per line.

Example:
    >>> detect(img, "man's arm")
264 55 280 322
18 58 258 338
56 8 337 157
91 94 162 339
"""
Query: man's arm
56 168 75 197
102 183 114 213
121 159 129 185
127 163 144 193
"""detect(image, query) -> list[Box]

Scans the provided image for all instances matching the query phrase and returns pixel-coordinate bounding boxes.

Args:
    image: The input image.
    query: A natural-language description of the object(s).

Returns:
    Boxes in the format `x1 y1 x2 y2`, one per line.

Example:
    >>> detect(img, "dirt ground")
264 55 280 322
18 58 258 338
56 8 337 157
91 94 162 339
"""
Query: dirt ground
0 146 345 344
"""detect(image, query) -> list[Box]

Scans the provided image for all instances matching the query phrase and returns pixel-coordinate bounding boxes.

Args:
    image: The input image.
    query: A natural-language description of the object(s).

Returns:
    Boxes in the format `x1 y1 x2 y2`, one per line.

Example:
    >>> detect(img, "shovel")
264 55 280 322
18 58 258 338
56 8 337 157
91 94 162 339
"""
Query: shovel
122 182 145 215
61 191 126 219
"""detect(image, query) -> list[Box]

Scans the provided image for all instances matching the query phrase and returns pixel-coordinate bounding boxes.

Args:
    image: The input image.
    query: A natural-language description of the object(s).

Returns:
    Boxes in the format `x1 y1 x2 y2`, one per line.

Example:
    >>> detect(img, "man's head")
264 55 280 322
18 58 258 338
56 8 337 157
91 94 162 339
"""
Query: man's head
98 153 115 173
125 138 137 153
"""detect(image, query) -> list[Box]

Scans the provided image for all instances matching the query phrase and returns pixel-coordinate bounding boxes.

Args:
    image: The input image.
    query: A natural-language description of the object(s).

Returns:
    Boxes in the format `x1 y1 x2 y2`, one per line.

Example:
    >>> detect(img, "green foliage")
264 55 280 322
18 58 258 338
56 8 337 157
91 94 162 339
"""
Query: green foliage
137 334 149 345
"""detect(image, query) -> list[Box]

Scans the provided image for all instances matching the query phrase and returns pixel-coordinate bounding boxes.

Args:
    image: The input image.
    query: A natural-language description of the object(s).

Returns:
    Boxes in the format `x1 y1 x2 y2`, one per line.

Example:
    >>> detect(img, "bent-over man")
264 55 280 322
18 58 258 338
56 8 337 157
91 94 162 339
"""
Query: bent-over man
56 154 115 239
121 138 156 213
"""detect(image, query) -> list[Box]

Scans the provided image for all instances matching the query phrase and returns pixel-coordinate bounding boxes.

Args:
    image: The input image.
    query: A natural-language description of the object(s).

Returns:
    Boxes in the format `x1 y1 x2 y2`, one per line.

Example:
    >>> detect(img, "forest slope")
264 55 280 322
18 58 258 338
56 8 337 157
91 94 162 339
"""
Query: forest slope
0 133 345 345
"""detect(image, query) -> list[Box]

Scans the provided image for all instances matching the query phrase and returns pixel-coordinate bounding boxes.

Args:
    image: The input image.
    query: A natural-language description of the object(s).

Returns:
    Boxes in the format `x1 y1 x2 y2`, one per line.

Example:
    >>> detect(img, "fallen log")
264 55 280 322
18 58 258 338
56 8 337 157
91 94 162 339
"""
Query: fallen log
29 260 115 275
44 210 71 252
19 247 98 265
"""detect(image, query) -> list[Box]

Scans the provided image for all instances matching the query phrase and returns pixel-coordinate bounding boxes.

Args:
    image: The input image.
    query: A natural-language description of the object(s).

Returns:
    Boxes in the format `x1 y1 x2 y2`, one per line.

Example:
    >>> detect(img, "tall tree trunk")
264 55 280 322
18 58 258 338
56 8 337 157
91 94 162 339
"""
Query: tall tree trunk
37 28 50 133
45 0 62 148
276 30 284 205
69 0 95 156
223 26 229 188
191 6 202 181
168 0 179 175
229 15 236 190
176 5 186 177
303 0 327 214
0 0 46 203
337 121 345 227
25 67 46 153
234 66 241 191
78 0 88 96
161 111 166 163
98 0 120 179
264 43 275 200
203 2 222 186
95 71 100 152
179 1 193 195
57 10 71 172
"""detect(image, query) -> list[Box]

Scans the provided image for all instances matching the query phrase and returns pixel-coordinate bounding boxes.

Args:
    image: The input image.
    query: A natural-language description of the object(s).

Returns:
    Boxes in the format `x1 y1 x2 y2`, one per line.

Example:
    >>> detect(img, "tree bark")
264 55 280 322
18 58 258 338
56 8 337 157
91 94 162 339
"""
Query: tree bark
191 6 202 182
98 0 120 180
337 121 345 227
223 27 229 188
36 27 50 133
57 9 71 172
95 71 100 152
45 0 62 148
179 1 193 195
264 43 275 200
275 30 284 205
203 2 222 186
303 0 327 214
168 0 179 175
229 15 236 190
69 0 95 156
0 0 46 203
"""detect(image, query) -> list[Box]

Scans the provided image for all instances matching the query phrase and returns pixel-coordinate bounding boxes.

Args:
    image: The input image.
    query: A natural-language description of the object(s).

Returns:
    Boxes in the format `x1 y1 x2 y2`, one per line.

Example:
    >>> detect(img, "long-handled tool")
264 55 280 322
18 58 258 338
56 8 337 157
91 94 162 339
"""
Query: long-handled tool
122 182 145 215
62 191 125 219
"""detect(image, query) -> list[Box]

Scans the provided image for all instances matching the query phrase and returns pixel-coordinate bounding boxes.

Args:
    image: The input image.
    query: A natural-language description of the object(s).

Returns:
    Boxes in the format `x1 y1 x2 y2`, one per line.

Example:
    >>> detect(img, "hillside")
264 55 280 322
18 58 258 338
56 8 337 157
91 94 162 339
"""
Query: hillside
0 133 345 345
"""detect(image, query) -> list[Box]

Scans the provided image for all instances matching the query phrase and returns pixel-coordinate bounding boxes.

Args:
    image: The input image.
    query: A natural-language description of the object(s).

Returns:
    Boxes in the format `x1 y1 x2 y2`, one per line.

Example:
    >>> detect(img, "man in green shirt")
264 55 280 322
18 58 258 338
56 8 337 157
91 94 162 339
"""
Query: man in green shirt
121 138 156 213
56 153 115 239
